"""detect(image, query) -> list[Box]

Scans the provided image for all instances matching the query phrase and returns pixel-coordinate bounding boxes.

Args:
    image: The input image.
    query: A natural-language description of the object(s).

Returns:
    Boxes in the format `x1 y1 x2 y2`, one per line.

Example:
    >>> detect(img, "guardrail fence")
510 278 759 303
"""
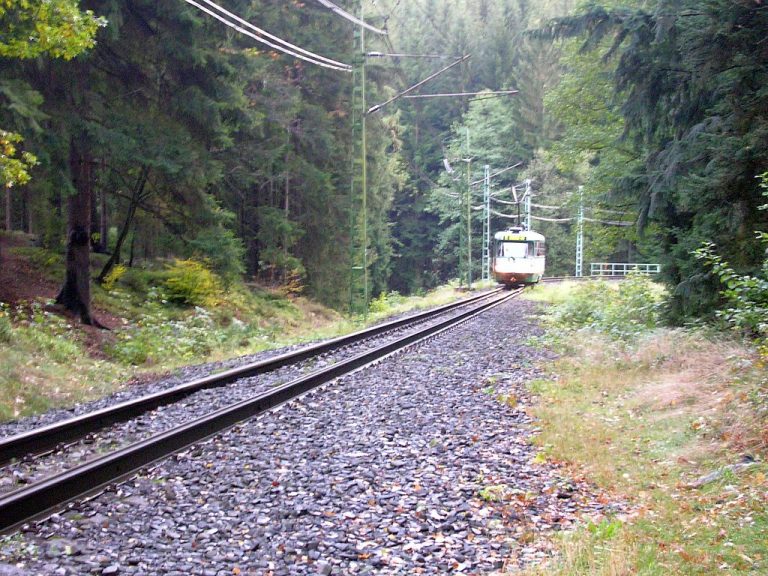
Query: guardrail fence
590 263 661 276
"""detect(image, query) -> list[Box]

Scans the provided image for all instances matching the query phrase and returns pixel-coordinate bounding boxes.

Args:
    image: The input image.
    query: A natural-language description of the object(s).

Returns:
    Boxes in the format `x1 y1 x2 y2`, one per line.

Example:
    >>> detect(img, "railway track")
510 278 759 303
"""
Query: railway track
0 287 522 534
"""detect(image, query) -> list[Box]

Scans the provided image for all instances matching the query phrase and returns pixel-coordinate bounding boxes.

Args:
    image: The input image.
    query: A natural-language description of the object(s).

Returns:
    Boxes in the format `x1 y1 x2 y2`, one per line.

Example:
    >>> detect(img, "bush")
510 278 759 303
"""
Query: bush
108 306 266 366
109 307 217 365
0 305 11 344
163 259 222 307
548 275 664 340
189 225 246 285
102 263 127 292
120 268 150 294
694 174 768 346
695 238 768 341
368 291 406 315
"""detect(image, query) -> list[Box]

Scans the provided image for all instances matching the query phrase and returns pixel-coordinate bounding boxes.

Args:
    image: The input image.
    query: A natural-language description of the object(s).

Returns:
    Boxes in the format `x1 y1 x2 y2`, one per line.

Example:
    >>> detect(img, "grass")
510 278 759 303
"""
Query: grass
512 282 768 575
523 280 587 305
0 302 128 420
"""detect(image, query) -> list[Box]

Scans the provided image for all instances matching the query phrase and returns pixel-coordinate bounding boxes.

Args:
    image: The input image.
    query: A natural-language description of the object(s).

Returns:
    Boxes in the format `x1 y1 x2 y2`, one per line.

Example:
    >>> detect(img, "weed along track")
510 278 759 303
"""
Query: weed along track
0 293 612 574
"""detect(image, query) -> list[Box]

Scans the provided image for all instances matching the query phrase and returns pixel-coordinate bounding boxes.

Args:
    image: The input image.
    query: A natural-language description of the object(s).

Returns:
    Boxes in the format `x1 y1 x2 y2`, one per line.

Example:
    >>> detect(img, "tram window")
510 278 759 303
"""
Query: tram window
536 242 546 256
497 242 528 258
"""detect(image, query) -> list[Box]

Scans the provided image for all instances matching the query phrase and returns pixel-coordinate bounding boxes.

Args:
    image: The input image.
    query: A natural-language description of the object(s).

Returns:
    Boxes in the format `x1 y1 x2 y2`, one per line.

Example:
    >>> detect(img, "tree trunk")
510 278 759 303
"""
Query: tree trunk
284 168 290 283
4 187 11 232
97 167 148 284
24 187 32 234
55 138 94 325
96 184 108 253
128 226 136 268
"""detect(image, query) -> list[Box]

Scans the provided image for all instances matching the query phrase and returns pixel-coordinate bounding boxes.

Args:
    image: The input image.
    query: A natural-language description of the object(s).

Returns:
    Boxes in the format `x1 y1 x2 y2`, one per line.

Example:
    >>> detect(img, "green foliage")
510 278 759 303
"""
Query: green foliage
694 241 768 341
163 259 222 307
548 275 665 340
0 304 11 343
253 205 305 281
189 225 246 286
9 301 80 363
109 307 221 366
368 291 406 315
586 518 622 541
0 130 36 188
101 263 127 292
0 0 104 60
693 175 768 342
385 0 575 293
536 0 768 320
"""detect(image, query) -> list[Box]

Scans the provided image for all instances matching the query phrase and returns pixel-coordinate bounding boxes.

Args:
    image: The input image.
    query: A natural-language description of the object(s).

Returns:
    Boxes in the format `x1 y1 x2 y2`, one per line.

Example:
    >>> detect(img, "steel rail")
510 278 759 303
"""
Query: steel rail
0 289 502 465
0 289 521 534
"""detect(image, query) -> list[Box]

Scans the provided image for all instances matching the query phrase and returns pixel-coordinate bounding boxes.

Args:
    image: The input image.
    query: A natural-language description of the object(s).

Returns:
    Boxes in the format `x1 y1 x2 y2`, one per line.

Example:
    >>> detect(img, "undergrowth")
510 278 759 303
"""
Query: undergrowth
0 301 127 420
515 279 767 575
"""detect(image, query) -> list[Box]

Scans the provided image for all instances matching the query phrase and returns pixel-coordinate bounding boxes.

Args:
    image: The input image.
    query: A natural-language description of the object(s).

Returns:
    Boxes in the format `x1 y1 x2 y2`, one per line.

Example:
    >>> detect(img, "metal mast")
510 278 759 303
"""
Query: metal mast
576 185 584 277
361 2 368 313
465 127 472 289
482 164 490 281
349 3 368 314
523 179 531 231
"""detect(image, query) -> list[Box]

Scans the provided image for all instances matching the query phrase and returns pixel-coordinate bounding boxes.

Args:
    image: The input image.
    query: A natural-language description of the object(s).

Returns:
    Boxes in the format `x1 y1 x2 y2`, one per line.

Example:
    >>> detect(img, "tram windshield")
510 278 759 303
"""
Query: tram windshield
497 241 530 258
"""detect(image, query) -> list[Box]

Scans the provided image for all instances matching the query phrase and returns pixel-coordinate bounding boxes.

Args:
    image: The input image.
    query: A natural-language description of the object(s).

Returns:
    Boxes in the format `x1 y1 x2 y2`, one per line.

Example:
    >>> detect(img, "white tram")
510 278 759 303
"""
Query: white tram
492 227 546 286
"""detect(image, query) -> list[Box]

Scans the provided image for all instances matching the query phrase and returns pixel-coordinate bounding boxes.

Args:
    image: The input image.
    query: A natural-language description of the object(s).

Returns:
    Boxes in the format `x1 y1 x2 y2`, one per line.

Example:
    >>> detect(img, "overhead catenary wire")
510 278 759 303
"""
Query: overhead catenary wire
181 0 351 71
491 209 521 219
583 217 633 226
490 196 519 206
404 89 519 99
313 0 387 34
367 54 471 114
198 0 351 69
532 215 574 223
591 207 629 215
366 52 459 59
470 162 522 186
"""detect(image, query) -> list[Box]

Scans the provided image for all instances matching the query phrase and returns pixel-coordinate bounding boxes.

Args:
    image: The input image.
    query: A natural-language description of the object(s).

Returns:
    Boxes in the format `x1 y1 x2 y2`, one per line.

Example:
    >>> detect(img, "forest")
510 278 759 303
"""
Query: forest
1 0 767 323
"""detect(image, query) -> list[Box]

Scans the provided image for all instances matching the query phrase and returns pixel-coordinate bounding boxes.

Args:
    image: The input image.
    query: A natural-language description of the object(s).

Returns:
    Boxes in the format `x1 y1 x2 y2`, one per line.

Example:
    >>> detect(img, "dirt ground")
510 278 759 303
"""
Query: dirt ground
0 233 58 305
0 233 121 356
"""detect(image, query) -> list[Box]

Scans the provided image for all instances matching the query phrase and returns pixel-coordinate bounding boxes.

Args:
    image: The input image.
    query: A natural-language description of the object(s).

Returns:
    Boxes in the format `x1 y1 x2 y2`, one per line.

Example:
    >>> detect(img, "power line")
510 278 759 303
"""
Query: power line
404 89 519 99
591 207 629 215
470 162 521 186
532 215 573 223
181 0 351 72
583 217 633 226
491 196 518 206
366 52 459 59
367 54 470 114
198 0 351 69
313 0 387 35
491 209 521 219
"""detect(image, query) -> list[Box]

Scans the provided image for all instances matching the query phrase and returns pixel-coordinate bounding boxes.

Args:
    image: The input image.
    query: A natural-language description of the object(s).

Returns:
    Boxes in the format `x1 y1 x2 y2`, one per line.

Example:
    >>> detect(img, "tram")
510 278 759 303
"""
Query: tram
492 227 546 286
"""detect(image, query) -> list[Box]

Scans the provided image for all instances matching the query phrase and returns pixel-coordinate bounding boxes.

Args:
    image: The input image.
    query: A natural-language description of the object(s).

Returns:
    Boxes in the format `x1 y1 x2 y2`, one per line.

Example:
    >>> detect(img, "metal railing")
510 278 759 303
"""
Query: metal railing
590 262 661 276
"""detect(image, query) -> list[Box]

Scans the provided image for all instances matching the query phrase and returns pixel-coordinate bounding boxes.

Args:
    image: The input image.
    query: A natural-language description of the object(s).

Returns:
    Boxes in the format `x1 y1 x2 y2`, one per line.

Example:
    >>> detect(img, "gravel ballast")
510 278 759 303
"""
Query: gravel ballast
1 298 614 575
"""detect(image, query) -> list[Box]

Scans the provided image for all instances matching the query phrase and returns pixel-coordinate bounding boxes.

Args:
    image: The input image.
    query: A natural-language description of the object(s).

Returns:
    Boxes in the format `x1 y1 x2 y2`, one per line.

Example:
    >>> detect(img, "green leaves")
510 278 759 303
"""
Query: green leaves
0 0 104 60
0 129 37 189
695 233 768 340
